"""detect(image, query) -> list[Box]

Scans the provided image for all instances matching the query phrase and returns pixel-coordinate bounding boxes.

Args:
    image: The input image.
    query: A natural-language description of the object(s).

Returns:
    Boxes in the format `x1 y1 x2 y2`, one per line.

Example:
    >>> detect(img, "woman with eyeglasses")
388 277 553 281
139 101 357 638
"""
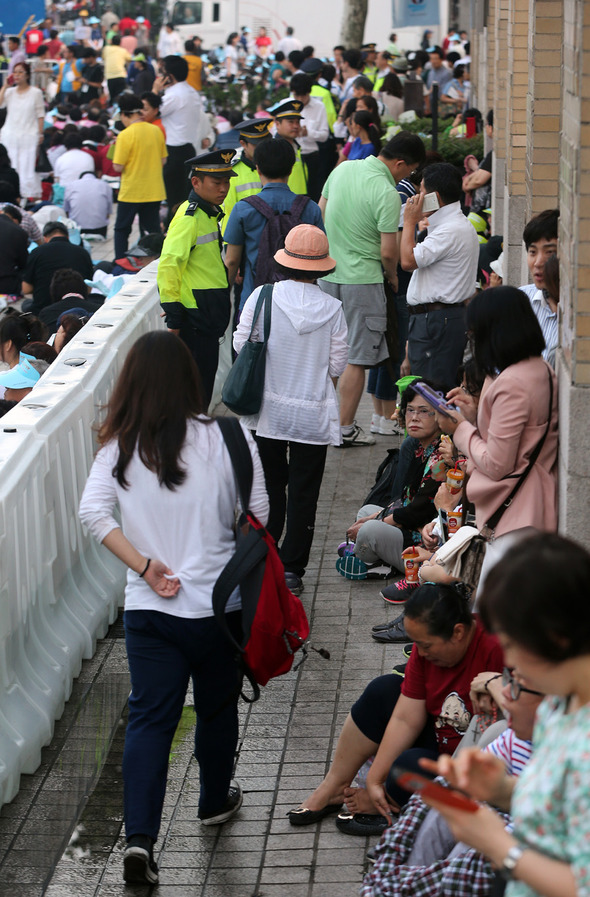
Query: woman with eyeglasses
338 381 443 591
421 533 590 897
435 287 558 580
288 582 503 835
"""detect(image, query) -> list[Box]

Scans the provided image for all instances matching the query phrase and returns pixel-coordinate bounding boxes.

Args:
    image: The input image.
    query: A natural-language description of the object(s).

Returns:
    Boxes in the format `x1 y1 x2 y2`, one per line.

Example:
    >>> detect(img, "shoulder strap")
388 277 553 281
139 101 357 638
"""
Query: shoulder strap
217 416 253 514
243 193 276 220
484 363 554 535
289 194 310 217
248 282 274 341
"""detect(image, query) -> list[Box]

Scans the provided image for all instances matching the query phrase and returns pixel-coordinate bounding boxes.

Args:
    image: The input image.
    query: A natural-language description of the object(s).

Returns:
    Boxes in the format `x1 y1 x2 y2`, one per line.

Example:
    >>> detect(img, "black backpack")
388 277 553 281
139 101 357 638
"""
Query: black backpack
363 448 401 507
243 193 310 289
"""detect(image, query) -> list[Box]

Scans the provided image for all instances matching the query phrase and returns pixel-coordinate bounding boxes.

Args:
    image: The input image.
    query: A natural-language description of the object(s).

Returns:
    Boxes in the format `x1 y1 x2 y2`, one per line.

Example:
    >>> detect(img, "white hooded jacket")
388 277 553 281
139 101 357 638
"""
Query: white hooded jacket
233 279 348 444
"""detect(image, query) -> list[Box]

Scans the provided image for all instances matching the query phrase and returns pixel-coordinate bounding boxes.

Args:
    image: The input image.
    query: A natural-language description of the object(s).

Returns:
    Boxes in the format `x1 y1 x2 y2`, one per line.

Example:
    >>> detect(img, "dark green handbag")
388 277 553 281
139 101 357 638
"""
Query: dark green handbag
222 284 273 415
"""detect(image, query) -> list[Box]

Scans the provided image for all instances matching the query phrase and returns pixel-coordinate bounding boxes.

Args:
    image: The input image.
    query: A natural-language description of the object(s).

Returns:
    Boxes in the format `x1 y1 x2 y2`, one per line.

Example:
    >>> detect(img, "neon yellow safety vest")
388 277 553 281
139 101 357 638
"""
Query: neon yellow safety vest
158 194 231 337
221 156 262 236
288 145 308 195
362 64 377 84
311 84 337 131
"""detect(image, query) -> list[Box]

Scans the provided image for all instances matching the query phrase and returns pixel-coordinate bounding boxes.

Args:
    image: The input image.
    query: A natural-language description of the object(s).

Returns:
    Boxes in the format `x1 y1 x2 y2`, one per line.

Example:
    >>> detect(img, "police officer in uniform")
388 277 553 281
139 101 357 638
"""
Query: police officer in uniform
361 42 378 83
157 149 237 405
271 99 308 195
221 117 273 234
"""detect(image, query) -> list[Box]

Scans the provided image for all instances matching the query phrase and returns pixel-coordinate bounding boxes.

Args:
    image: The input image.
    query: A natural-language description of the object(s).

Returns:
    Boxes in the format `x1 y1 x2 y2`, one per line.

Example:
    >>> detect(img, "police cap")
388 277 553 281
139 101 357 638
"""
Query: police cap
234 118 273 141
271 99 304 120
188 148 238 178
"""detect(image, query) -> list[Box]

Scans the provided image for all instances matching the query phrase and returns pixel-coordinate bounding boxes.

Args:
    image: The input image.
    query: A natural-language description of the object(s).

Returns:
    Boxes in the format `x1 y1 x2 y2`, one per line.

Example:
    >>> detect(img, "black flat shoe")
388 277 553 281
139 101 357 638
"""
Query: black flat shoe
288 802 343 826
335 812 389 836
371 611 404 633
371 619 409 643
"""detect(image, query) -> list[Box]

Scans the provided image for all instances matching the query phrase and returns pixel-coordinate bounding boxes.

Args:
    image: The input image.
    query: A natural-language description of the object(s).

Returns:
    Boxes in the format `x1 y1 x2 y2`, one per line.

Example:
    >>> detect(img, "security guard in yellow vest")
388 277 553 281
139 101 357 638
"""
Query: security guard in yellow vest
361 42 378 84
158 149 237 405
271 99 308 195
301 58 338 131
221 117 273 235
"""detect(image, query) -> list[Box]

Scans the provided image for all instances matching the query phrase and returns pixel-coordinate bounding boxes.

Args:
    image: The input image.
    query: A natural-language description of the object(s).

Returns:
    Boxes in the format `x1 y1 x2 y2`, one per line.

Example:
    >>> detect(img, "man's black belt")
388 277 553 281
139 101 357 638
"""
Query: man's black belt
408 300 468 315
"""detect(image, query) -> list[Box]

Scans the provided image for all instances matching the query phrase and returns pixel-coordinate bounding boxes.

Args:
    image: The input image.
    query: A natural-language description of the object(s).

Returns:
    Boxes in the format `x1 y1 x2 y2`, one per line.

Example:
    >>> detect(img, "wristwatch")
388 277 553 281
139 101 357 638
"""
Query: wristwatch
500 845 525 880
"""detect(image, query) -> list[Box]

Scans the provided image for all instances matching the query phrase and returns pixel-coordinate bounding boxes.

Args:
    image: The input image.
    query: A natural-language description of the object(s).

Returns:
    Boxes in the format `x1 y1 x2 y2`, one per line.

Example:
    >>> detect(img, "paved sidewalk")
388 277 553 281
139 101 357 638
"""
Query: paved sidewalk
0 403 407 897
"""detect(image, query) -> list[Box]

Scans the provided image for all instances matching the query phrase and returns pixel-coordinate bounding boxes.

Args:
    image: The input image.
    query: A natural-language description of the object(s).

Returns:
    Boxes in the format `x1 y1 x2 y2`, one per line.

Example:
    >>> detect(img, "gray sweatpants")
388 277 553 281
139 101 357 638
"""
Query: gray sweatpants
354 503 405 572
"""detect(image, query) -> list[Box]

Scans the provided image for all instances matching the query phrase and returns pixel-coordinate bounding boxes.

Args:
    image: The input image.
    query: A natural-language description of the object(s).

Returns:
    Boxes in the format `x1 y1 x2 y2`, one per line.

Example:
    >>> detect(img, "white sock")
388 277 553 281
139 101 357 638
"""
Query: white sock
341 423 354 436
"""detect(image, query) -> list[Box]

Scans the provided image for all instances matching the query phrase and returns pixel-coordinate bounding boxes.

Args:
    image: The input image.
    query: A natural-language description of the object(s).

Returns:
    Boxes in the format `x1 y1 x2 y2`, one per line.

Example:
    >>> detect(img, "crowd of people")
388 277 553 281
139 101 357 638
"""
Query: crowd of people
1 13 584 897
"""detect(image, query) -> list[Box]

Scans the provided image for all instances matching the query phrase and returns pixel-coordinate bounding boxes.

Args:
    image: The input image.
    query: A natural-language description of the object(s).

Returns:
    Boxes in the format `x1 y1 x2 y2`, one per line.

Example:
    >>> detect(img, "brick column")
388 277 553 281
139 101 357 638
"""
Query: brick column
558 0 590 545
491 0 509 235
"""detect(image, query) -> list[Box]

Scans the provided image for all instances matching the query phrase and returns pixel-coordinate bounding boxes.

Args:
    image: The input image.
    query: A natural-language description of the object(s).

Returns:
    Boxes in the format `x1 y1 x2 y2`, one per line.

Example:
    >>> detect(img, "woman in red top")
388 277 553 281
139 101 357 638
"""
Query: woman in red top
288 583 503 831
254 26 272 59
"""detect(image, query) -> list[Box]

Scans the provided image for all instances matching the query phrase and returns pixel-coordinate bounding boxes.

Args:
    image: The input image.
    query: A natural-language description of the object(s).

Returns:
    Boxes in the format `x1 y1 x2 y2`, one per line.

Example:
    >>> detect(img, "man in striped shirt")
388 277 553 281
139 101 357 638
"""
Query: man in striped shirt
518 208 559 367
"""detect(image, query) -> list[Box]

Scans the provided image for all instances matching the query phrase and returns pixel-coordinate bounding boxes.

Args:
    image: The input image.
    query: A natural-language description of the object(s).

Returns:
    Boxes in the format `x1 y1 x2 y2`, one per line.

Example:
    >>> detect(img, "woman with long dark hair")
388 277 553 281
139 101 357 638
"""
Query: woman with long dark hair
79 331 269 886
0 62 45 199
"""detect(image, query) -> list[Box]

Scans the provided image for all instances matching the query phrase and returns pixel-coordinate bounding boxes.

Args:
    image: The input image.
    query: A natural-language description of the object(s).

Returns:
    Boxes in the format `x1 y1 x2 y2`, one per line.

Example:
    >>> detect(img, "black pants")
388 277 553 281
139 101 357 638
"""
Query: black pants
254 437 328 578
351 673 439 808
114 200 161 257
164 143 195 225
179 322 220 408
107 77 127 103
407 304 467 393
301 150 321 202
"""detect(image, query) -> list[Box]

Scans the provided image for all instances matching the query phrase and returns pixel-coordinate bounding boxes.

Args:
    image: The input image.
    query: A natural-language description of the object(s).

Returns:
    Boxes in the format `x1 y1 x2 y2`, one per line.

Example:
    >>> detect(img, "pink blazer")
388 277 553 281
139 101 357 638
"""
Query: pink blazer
453 357 558 537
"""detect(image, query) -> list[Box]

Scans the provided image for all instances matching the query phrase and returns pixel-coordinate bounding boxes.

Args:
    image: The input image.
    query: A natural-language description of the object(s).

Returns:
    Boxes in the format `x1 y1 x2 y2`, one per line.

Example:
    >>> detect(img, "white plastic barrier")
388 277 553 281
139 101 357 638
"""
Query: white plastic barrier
0 263 165 806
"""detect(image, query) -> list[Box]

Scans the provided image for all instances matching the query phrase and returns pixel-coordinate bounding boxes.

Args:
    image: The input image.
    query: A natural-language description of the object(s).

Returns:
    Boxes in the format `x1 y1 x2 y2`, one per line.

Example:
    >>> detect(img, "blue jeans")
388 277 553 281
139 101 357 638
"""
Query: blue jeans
123 609 242 841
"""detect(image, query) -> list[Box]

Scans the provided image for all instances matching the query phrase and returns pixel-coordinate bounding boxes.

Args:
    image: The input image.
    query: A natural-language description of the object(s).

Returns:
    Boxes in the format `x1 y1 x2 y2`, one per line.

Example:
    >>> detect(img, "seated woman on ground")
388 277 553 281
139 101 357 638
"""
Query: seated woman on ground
338 382 443 585
288 582 503 834
421 533 590 897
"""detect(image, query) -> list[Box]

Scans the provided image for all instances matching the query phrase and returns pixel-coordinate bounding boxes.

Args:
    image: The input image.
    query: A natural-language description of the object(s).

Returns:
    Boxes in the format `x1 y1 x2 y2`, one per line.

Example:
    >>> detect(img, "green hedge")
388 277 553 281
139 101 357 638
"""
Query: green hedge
396 116 484 166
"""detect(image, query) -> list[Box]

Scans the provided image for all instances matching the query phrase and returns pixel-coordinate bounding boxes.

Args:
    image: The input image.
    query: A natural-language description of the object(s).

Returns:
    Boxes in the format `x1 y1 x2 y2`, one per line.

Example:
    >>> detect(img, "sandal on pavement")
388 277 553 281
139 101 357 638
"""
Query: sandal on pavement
288 803 343 826
335 812 389 836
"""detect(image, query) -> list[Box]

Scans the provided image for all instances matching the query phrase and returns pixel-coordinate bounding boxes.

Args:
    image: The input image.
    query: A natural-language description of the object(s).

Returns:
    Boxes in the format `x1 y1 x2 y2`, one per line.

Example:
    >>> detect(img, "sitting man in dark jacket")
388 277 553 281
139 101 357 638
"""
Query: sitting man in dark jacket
21 222 94 315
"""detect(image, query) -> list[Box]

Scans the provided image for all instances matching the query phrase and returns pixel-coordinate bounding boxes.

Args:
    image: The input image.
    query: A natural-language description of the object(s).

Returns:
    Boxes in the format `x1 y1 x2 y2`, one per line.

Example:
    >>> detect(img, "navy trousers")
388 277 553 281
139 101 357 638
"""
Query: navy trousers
123 609 242 841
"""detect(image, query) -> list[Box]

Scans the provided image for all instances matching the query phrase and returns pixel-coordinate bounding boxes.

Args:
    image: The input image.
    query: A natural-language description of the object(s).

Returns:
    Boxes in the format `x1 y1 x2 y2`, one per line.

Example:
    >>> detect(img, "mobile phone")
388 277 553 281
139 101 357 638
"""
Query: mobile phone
422 192 440 214
412 381 459 418
438 509 449 543
391 766 479 812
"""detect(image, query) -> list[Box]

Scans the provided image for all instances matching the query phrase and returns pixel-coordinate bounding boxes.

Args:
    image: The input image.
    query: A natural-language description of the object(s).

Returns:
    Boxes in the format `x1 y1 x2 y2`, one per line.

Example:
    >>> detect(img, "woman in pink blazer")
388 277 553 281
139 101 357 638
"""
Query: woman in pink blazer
438 286 558 537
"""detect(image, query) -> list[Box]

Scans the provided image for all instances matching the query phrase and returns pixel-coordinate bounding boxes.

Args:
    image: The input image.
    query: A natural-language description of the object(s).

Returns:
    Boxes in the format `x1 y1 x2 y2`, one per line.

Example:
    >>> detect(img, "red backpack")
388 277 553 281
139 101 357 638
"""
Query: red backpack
213 418 310 700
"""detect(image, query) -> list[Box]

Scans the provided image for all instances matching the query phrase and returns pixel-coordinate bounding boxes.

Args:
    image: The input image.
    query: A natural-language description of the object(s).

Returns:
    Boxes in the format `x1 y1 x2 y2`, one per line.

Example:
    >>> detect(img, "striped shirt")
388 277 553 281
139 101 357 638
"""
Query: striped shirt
485 727 532 777
519 283 558 367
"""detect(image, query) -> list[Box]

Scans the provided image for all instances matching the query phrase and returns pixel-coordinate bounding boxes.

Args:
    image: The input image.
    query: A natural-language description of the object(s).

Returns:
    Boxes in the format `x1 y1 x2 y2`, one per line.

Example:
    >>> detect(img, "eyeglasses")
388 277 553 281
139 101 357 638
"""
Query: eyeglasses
502 668 543 700
405 406 436 418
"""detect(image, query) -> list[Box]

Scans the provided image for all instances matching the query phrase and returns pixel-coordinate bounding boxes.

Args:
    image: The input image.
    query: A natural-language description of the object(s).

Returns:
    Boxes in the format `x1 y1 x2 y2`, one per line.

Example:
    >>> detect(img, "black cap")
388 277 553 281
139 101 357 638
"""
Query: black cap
271 99 304 120
187 148 238 177
234 118 273 140
300 56 323 75
125 232 165 259
361 42 377 51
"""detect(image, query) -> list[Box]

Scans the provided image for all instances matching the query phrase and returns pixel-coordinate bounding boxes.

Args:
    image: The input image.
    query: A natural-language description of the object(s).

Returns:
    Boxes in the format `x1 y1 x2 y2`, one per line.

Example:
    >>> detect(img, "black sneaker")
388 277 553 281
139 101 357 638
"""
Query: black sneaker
371 611 405 633
200 782 243 825
123 836 159 885
340 423 376 447
285 572 304 596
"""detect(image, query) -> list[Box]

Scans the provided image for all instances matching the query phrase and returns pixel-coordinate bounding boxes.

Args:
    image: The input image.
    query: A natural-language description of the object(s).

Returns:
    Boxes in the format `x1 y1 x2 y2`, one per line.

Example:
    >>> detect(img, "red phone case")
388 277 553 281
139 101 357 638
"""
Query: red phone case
396 771 479 812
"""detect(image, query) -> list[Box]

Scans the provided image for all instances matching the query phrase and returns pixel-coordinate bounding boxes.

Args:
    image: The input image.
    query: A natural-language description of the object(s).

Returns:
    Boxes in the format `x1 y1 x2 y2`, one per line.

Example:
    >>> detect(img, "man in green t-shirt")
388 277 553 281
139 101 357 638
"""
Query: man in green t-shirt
319 132 425 446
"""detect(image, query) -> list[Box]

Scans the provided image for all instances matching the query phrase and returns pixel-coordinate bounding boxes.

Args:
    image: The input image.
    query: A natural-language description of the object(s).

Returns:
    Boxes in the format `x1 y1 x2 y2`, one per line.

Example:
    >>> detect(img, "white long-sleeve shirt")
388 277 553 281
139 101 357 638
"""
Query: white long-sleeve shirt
293 96 329 154
160 80 201 148
79 419 269 619
233 280 348 445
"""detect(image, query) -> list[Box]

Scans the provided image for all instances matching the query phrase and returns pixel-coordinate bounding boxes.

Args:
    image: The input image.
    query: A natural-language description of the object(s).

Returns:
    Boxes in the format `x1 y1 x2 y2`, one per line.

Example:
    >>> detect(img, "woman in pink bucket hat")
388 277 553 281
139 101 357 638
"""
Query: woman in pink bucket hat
233 224 349 596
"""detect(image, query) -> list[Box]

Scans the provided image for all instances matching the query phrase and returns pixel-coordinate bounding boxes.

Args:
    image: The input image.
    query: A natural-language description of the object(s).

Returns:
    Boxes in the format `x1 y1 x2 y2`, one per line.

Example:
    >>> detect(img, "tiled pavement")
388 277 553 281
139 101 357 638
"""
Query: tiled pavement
0 403 407 896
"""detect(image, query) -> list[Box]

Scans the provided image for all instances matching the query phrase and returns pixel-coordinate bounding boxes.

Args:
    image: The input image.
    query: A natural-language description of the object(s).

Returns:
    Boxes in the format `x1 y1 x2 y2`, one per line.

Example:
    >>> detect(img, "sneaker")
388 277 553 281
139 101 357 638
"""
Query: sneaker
391 661 407 677
200 782 243 826
378 416 404 436
380 578 420 604
371 611 405 633
365 564 393 580
402 642 413 659
340 423 376 447
336 555 368 580
123 837 159 885
370 413 381 434
285 572 304 596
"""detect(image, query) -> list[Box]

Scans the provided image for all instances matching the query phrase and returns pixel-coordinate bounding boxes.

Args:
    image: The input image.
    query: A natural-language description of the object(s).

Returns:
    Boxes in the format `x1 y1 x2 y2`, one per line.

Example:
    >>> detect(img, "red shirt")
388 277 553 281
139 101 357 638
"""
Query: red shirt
402 618 503 754
96 142 117 177
44 38 64 58
26 29 45 55
118 16 137 34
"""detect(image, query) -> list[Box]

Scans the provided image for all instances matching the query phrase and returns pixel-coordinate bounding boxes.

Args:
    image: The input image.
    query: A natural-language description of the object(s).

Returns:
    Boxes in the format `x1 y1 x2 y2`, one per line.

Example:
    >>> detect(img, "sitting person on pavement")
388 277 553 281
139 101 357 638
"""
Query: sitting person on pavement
338 382 443 587
361 667 543 897
288 583 503 837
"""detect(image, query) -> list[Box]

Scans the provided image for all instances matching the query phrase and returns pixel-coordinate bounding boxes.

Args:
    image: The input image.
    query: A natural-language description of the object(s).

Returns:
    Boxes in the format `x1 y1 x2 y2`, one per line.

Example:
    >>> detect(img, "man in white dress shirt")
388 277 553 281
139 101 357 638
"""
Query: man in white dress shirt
518 208 559 367
401 162 479 390
154 55 201 225
290 73 329 201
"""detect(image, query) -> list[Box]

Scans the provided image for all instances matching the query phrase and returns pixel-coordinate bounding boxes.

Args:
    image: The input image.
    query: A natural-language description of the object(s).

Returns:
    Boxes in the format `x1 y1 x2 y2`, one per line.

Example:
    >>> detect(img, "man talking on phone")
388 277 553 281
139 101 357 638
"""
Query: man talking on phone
400 163 479 392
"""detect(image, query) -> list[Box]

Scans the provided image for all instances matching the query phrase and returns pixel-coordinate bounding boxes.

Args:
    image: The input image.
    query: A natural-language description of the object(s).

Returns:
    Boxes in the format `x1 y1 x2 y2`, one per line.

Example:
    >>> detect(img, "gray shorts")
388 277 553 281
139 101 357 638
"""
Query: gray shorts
319 280 389 366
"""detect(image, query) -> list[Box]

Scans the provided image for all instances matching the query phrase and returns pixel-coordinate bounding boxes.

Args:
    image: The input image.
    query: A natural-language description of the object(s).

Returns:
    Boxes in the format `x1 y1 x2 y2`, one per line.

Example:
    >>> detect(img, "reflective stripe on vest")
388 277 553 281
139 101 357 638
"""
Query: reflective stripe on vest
195 231 219 245
236 181 261 193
